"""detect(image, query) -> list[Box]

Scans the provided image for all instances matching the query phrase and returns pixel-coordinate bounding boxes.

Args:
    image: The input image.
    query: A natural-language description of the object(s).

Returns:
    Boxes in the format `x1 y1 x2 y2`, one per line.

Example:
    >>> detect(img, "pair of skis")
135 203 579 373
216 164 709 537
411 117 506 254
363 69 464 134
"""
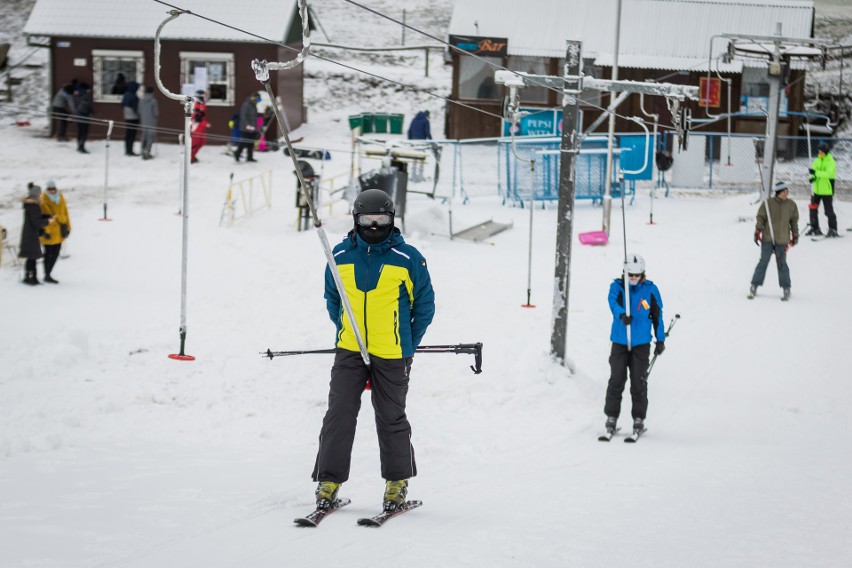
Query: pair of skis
294 499 423 528
598 427 646 443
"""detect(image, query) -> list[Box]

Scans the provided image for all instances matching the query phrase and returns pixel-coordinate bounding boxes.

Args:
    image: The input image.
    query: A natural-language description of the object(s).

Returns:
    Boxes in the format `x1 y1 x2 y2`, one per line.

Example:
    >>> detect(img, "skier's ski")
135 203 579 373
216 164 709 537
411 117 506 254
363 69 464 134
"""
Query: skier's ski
624 428 646 443
357 500 423 527
294 498 351 527
598 427 621 442
811 235 843 242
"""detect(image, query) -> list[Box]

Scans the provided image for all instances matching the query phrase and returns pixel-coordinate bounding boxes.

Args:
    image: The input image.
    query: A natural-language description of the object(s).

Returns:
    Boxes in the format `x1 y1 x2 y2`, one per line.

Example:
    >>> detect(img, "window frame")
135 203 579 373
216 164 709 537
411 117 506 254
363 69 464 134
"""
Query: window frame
179 51 235 107
91 49 145 104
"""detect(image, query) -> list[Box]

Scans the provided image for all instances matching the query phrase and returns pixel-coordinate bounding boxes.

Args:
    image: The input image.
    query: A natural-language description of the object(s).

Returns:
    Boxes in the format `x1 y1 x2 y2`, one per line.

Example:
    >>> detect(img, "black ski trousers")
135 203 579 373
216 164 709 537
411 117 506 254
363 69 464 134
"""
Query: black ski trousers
604 343 651 420
43 244 61 277
313 349 416 484
809 194 837 231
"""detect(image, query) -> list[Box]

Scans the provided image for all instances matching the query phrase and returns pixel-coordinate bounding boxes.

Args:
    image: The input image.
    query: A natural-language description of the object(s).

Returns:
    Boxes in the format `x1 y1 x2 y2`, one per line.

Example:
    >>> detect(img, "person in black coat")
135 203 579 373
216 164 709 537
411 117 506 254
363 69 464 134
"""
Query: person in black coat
74 83 94 154
18 183 54 285
235 92 260 163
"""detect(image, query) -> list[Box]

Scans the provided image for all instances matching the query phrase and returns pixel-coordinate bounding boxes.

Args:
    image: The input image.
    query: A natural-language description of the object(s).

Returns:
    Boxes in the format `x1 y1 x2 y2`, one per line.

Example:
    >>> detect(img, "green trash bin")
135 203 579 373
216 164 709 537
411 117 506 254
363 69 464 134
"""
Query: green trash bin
373 113 388 134
389 114 404 135
361 113 374 134
348 114 363 131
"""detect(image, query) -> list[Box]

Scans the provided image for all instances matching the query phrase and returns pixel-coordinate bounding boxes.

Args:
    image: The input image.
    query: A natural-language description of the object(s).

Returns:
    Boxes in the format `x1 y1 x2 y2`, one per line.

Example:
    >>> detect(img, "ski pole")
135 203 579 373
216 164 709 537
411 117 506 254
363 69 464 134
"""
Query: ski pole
645 314 680 381
261 342 484 374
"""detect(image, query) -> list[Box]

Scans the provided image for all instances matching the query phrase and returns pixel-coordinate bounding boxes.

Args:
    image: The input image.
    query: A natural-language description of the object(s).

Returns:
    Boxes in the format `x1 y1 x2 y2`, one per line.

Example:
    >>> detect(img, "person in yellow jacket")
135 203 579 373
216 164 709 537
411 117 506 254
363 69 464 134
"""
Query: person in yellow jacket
805 142 838 238
39 179 71 284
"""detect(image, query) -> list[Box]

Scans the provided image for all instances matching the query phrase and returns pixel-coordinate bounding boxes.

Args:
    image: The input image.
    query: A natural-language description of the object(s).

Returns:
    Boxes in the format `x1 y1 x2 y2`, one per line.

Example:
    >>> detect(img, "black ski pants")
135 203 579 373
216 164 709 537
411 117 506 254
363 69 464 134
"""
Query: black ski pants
43 244 61 277
604 343 651 420
313 349 416 484
809 194 837 231
124 119 139 155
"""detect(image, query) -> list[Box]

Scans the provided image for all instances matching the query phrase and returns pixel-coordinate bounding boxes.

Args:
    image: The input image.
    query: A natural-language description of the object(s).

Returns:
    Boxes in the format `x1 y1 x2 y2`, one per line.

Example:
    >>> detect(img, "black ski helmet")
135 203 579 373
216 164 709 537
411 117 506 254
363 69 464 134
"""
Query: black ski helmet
818 142 830 154
353 189 394 217
353 189 395 244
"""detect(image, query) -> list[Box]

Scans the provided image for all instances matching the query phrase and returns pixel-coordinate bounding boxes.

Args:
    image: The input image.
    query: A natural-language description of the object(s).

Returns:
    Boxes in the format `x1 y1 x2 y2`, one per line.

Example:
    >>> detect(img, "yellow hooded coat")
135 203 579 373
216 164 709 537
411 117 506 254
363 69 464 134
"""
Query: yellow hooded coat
40 191 70 246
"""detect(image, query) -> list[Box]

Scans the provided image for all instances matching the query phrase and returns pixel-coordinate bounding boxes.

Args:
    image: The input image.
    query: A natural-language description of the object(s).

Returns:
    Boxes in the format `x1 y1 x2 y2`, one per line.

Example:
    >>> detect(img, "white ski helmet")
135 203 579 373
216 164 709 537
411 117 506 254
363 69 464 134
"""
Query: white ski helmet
625 253 646 274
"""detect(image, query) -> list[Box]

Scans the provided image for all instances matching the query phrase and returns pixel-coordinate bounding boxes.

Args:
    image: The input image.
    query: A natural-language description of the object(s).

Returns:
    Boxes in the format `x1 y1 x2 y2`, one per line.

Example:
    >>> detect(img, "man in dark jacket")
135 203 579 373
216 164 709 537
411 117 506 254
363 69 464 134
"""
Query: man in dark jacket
51 84 75 141
603 253 666 438
18 183 53 285
749 182 800 301
311 189 435 514
235 92 260 162
407 110 431 140
74 83 93 154
122 80 140 156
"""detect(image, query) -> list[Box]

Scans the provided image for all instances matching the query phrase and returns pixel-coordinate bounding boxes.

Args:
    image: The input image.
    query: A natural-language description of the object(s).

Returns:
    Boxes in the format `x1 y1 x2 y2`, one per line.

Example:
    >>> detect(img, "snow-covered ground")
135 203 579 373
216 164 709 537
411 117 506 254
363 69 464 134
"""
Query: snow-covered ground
2 1 852 567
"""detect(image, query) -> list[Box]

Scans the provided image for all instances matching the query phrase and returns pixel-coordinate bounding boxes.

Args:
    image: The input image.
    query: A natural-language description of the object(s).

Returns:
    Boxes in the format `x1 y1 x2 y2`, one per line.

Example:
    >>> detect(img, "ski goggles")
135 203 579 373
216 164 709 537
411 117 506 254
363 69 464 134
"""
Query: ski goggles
356 213 393 227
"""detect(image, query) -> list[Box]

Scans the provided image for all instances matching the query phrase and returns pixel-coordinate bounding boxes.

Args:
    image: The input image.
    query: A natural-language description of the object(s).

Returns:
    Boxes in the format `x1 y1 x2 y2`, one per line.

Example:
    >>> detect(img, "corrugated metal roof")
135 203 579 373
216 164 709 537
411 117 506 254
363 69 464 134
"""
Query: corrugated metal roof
23 0 297 43
449 0 814 70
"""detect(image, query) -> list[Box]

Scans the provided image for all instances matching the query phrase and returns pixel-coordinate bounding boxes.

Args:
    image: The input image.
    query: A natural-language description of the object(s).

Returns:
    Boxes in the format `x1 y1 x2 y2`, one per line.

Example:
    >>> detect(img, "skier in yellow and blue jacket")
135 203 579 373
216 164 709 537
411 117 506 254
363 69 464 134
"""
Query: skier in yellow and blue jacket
312 189 435 513
603 253 665 436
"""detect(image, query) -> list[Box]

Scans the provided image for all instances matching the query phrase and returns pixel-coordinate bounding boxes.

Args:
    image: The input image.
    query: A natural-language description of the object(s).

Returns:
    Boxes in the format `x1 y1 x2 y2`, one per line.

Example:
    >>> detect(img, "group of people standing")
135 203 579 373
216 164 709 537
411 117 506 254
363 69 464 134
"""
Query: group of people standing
17 180 71 285
50 82 93 153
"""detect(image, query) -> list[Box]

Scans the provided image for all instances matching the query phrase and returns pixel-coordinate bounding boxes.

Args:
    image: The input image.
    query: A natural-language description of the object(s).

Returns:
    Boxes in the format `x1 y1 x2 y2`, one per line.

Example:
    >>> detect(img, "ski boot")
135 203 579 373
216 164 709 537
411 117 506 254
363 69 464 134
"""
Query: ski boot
383 479 408 512
826 229 840 238
805 226 822 236
315 481 341 509
605 416 618 434
748 285 757 299
632 418 646 436
782 288 791 302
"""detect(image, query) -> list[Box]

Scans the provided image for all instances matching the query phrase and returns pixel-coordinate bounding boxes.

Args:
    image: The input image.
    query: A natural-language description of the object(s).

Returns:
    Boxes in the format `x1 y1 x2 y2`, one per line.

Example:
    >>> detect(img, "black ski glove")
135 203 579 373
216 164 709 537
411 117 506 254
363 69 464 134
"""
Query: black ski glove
808 168 815 175
620 314 632 325
654 342 665 355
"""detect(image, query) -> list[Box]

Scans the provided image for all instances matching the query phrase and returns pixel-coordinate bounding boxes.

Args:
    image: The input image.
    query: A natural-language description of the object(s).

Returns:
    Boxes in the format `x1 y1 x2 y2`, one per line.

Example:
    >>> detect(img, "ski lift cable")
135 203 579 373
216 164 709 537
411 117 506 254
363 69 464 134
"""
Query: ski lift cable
339 0 692 134
246 0 372 367
149 0 678 134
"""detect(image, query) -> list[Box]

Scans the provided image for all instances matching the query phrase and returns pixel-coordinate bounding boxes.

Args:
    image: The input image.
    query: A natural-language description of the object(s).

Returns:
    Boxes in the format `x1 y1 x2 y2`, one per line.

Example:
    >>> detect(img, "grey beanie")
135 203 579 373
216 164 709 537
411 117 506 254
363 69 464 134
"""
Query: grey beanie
27 182 41 199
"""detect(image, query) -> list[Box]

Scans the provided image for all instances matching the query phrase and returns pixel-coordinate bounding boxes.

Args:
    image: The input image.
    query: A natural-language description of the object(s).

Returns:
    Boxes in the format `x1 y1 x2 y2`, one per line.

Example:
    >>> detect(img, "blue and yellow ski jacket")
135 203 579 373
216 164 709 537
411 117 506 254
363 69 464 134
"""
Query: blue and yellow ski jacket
325 228 435 359
608 277 665 346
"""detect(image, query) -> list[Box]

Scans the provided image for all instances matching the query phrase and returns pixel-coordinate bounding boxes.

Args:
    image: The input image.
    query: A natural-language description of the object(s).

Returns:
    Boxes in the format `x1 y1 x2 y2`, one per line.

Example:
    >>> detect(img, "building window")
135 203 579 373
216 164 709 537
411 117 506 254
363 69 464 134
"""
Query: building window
458 55 501 100
507 56 548 104
180 52 234 106
741 66 769 97
92 50 144 103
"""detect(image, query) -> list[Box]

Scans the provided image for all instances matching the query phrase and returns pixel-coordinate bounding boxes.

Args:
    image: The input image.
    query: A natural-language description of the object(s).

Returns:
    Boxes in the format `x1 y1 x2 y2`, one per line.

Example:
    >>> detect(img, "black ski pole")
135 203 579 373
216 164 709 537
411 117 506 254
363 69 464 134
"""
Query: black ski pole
645 314 680 381
261 342 484 374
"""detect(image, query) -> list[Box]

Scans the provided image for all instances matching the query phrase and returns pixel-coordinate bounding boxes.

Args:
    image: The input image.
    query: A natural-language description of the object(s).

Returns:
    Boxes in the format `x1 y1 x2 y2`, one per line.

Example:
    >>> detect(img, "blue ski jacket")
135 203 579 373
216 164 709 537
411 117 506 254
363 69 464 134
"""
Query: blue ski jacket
325 228 435 359
608 277 665 346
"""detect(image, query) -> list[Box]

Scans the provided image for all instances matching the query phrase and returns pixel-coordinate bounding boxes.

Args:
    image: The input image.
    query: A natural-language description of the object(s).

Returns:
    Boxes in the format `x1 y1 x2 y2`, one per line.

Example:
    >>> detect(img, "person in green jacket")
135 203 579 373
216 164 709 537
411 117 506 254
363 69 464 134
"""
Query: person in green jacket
749 182 799 301
805 142 838 237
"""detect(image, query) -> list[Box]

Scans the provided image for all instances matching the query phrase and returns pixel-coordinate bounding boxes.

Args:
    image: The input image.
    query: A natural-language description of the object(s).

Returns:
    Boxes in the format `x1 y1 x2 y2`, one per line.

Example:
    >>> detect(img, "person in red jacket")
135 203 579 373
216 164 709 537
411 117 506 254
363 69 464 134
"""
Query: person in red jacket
190 90 209 164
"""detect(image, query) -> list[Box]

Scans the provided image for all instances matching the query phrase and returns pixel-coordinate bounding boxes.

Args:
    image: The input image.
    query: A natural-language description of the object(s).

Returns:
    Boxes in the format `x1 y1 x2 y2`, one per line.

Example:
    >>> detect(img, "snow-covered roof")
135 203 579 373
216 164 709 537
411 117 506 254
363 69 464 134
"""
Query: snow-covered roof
449 0 815 71
23 0 298 43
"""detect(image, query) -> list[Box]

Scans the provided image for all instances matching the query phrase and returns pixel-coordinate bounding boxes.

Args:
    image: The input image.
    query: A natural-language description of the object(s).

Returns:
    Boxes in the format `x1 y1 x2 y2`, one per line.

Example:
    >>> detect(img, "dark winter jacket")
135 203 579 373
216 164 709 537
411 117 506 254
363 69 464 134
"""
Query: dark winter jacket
608 277 665 347
407 111 432 140
239 96 259 134
325 228 435 359
51 88 75 112
19 198 49 260
755 195 799 246
74 89 93 121
121 81 140 120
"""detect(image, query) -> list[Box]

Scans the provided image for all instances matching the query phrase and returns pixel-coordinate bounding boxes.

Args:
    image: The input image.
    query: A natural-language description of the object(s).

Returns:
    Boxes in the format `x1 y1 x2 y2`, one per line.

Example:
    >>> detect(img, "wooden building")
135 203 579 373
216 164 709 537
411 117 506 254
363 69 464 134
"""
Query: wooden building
23 0 309 142
446 0 815 141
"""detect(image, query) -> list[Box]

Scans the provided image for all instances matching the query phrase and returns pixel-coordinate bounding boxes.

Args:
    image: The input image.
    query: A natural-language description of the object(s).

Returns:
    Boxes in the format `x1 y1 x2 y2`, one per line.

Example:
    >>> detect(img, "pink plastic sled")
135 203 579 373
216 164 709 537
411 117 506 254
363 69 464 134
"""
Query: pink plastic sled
578 230 609 246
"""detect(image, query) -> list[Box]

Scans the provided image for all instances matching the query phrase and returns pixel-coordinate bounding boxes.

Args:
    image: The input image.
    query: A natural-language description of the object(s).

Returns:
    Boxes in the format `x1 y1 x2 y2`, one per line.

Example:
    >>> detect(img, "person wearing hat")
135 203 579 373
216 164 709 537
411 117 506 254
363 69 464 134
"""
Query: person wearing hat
121 81 141 156
18 183 54 285
235 92 261 163
310 188 435 514
39 179 71 284
139 85 159 160
749 182 799 301
805 142 838 237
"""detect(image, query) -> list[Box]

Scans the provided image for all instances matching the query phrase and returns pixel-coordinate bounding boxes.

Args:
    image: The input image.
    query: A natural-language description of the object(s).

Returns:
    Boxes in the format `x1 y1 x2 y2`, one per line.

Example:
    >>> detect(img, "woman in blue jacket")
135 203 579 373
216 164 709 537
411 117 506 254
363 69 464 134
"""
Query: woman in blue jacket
604 254 666 436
